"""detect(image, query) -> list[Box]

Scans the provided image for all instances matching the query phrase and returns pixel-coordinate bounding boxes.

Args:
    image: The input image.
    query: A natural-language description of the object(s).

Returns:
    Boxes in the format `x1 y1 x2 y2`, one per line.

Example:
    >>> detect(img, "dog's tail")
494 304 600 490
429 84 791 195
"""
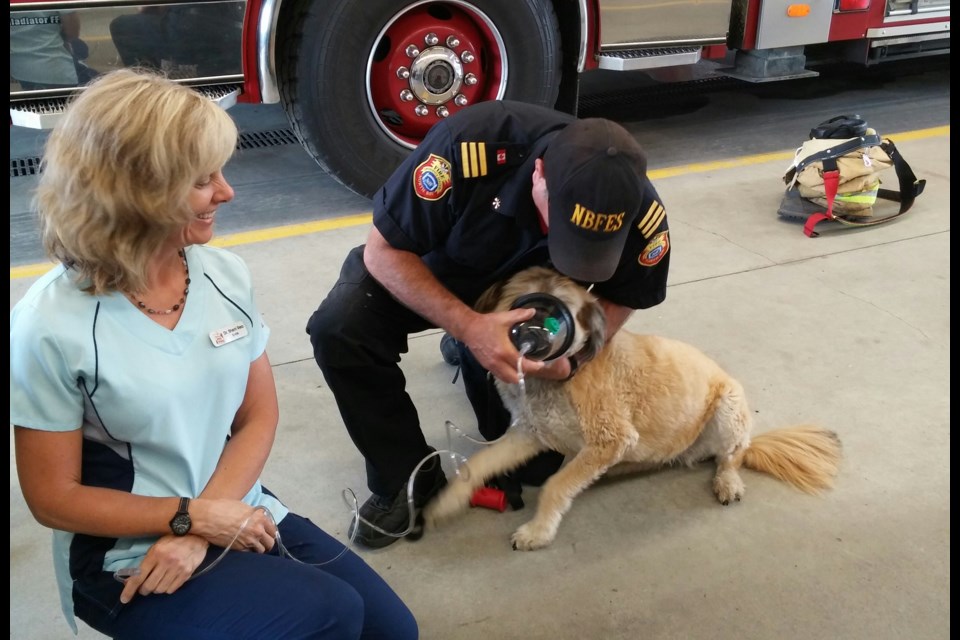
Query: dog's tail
742 425 842 494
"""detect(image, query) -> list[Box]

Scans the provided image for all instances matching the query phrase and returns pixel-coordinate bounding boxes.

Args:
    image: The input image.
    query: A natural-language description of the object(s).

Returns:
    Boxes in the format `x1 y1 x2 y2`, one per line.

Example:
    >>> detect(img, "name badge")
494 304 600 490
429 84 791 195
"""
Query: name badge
209 322 248 347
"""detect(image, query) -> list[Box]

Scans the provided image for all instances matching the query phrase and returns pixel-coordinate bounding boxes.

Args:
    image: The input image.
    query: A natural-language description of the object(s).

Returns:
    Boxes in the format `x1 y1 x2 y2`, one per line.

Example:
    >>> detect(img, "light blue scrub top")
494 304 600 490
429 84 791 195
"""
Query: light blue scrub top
10 245 289 632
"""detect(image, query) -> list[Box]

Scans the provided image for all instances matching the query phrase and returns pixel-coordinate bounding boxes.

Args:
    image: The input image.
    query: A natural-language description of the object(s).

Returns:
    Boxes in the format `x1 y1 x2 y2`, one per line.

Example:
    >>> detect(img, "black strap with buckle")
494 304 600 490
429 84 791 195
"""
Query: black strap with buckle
809 114 869 140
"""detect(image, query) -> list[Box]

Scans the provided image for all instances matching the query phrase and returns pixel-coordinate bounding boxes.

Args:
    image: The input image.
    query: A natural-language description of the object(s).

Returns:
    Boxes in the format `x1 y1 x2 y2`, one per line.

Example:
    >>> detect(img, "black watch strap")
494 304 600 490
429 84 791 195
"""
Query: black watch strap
169 497 192 536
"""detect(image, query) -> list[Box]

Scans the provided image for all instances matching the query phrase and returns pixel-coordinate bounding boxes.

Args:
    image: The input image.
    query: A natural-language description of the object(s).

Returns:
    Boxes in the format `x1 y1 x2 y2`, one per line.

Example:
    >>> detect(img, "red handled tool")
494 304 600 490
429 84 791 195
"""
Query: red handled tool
470 487 507 512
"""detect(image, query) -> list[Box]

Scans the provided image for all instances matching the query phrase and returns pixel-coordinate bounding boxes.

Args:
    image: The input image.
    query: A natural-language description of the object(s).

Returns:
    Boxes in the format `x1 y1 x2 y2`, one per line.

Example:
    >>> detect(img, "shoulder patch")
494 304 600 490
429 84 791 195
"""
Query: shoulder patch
413 154 453 201
639 231 669 267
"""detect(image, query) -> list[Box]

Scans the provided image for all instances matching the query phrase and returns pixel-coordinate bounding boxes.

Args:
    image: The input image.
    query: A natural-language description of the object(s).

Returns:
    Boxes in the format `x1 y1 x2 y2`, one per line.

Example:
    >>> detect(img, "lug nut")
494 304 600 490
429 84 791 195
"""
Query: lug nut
405 45 420 58
461 51 475 64
437 106 450 118
446 35 460 48
454 94 468 106
400 89 414 102
464 73 478 85
396 66 410 79
424 33 439 46
414 104 429 116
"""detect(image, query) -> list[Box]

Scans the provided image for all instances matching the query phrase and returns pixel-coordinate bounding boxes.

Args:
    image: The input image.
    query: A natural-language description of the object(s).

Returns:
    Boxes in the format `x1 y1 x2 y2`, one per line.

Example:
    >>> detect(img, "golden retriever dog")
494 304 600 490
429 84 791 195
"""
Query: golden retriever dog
423 266 842 550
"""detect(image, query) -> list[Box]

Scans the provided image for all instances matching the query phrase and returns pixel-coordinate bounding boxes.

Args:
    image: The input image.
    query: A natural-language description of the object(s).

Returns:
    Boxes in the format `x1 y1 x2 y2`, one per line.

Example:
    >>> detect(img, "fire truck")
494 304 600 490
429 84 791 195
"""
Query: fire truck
10 0 950 198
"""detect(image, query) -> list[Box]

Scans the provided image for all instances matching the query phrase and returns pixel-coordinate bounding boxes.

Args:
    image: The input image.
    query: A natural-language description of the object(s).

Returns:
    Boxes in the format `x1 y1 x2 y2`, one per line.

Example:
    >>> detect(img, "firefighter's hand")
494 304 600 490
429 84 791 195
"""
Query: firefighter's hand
460 308 544 384
526 356 574 381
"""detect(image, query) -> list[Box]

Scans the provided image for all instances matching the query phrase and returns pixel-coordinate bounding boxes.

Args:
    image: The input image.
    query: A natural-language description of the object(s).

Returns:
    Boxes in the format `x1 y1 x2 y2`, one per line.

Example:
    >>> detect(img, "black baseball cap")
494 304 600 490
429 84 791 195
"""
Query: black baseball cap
543 118 647 283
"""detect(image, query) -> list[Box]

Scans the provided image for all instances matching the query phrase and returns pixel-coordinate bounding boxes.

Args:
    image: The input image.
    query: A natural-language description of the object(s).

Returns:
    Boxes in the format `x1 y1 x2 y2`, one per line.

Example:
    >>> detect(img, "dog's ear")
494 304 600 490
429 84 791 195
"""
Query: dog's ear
474 280 505 313
577 297 607 362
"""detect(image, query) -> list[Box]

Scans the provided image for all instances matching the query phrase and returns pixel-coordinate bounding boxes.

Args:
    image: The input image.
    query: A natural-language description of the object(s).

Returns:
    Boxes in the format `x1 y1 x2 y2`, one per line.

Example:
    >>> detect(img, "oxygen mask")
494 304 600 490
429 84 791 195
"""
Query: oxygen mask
509 293 575 362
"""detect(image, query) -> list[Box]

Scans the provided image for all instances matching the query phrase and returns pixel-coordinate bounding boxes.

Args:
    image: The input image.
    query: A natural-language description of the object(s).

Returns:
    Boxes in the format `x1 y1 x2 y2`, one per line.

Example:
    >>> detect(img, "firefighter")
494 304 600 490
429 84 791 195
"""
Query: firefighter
306 100 671 549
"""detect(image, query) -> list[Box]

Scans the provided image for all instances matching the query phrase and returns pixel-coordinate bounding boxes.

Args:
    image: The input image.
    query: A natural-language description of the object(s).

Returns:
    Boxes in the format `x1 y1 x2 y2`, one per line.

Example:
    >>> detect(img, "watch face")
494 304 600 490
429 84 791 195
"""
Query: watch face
170 513 191 536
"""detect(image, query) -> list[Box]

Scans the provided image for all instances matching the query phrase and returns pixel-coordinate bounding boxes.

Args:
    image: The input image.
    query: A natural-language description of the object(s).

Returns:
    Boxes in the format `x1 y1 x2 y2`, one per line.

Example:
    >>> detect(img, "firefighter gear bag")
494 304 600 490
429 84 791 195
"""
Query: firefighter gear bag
778 115 926 237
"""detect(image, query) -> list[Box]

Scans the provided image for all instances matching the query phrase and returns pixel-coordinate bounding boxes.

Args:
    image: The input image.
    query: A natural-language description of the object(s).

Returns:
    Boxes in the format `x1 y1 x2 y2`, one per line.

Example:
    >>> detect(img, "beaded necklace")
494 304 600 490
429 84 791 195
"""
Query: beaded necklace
129 249 191 315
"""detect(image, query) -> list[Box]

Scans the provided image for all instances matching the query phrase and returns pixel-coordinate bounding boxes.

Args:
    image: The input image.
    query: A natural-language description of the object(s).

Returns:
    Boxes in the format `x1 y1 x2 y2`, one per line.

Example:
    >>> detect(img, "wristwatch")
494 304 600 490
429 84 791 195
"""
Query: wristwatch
169 497 192 536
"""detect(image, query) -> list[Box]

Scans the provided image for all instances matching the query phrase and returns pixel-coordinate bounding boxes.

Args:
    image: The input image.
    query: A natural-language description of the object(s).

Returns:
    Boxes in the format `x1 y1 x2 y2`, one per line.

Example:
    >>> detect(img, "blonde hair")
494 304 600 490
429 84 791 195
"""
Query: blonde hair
36 68 238 294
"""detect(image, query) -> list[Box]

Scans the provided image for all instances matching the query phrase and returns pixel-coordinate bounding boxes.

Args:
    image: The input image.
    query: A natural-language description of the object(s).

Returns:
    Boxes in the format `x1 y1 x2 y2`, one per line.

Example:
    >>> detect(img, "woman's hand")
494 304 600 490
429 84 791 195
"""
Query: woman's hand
119 500 278 603
119 534 208 603
193 499 278 552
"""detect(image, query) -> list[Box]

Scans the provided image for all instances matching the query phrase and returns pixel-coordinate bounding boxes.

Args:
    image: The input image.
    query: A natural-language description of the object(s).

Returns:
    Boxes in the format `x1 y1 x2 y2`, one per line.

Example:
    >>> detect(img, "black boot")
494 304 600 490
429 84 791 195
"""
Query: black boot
348 451 447 549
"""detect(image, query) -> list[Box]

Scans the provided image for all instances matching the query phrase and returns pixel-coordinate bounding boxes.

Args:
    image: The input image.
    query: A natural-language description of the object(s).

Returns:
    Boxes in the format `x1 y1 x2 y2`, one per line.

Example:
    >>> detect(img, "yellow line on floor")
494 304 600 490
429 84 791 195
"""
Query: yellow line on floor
9 214 374 280
10 125 949 281
209 213 373 248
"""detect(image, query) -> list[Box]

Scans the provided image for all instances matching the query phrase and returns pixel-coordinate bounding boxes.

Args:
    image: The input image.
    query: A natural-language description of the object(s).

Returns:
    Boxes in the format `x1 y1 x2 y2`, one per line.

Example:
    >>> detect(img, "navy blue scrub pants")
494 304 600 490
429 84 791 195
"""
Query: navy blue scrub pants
73 512 418 639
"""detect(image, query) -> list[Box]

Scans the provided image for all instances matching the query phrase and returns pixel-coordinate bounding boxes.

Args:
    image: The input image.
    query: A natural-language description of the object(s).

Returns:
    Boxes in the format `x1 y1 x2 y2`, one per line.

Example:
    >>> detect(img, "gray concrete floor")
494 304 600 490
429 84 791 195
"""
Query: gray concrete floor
10 123 950 636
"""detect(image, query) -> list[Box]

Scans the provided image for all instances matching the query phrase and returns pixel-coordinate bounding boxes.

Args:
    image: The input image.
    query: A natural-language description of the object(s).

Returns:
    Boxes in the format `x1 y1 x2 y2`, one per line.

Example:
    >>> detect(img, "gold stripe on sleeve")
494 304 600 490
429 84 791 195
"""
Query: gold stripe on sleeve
641 205 665 237
468 142 480 178
461 142 472 178
477 142 487 176
636 200 660 232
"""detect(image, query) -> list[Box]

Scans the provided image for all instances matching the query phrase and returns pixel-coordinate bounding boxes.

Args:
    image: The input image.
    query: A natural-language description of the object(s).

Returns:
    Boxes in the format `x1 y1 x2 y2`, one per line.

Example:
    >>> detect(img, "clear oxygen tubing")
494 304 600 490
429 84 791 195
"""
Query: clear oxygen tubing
444 341 533 445
517 342 530 396
344 446 470 542
347 344 536 542
114 347 541 582
114 504 352 584
442 343 536 478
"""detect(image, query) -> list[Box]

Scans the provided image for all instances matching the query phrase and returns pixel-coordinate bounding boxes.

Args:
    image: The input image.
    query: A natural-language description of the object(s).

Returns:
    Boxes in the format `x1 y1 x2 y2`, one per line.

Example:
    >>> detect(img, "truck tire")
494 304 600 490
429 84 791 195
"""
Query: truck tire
277 0 563 199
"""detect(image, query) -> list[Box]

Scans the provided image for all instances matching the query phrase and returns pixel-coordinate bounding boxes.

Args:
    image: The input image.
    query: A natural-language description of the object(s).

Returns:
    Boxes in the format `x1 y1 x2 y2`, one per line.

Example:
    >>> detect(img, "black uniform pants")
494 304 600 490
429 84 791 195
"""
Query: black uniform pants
306 246 562 497
306 246 433 497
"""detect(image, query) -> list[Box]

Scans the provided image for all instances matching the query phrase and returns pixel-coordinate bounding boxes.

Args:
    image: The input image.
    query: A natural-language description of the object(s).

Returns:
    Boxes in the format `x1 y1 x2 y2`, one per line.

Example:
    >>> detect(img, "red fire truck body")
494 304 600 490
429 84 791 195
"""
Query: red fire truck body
10 0 949 196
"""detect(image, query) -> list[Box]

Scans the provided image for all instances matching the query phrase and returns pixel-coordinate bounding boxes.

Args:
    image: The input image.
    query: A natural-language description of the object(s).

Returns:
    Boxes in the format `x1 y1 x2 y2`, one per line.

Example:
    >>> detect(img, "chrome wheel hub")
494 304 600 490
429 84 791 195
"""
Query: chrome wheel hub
409 46 464 104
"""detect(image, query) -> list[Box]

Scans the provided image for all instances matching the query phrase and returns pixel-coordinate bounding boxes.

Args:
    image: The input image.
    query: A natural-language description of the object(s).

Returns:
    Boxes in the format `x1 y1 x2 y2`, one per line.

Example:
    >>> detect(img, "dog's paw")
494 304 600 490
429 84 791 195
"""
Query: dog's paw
510 521 556 551
422 481 473 528
713 472 746 506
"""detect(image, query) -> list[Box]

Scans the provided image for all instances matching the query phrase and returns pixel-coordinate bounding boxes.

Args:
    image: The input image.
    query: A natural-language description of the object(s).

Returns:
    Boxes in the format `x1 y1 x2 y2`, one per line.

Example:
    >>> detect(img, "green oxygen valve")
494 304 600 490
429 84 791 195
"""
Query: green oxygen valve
544 316 561 334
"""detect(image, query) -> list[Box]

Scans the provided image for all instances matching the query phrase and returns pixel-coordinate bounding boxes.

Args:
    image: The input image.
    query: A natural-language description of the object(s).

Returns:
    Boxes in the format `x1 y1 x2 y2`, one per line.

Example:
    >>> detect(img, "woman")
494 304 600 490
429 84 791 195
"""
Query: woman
10 69 418 639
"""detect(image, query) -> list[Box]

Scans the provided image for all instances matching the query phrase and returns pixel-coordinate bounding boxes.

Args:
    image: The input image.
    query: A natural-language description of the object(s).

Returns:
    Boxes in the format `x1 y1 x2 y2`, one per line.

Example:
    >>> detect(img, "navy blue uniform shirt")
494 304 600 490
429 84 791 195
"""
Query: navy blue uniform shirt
373 101 670 309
